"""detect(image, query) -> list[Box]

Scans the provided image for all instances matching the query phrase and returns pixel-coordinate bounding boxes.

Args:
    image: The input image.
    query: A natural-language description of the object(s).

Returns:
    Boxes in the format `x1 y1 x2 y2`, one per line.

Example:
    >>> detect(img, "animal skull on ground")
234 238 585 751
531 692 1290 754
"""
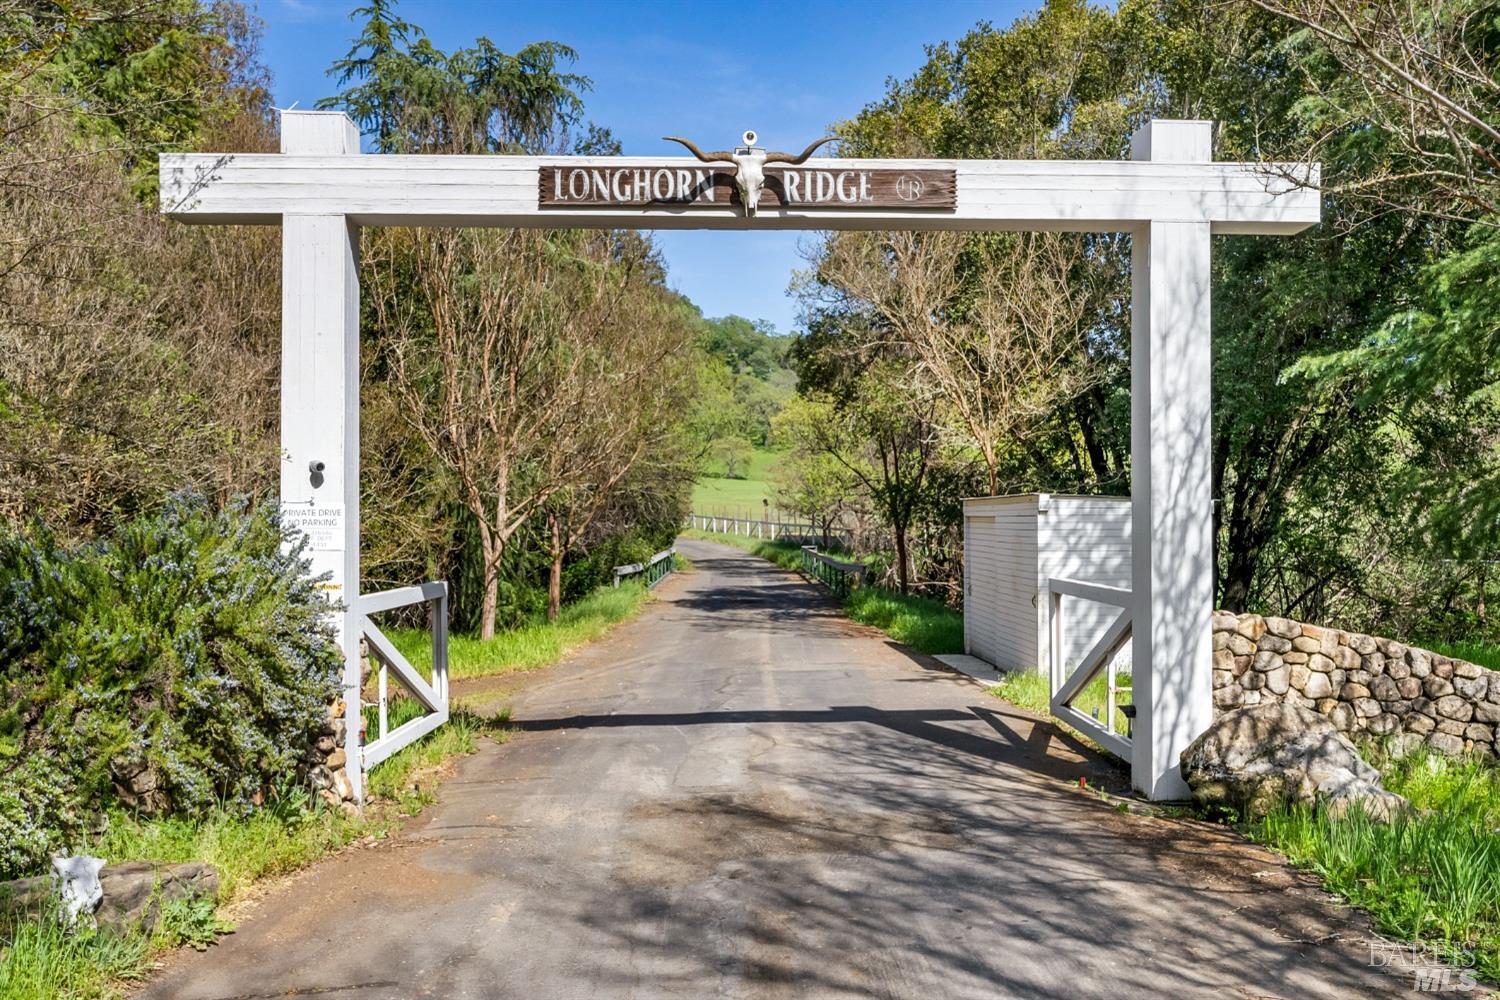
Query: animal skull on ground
662 131 837 216
51 853 106 926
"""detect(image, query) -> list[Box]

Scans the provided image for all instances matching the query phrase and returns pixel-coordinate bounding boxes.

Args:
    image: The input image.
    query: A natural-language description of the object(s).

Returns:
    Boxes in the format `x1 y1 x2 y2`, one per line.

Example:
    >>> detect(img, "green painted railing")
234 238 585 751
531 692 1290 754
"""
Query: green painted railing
799 545 868 597
613 546 676 589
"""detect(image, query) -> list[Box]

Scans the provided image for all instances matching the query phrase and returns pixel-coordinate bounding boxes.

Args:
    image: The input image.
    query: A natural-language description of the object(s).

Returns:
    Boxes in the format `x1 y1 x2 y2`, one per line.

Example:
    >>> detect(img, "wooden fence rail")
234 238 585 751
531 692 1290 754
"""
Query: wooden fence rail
358 580 449 774
684 513 852 549
1047 576 1134 763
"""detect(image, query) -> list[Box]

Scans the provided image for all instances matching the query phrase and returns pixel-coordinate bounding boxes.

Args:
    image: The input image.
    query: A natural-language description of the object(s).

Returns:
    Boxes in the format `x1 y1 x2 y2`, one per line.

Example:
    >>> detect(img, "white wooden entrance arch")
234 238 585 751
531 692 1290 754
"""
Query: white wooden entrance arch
160 111 1319 801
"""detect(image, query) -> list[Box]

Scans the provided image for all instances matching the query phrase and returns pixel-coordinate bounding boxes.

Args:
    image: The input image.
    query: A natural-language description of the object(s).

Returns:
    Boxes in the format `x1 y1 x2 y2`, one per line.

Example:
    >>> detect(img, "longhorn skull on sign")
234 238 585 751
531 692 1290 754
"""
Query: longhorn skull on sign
662 130 837 216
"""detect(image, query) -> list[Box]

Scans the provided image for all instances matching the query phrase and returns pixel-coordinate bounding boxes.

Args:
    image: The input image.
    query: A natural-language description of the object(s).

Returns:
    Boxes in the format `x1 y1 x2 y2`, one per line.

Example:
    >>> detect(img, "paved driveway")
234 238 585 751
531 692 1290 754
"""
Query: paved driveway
139 538 1410 999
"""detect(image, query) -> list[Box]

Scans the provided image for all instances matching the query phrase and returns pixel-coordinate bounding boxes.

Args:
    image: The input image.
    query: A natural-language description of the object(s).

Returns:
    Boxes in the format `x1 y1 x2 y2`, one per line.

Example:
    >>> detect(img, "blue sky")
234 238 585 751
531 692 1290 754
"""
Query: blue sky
257 0 1032 332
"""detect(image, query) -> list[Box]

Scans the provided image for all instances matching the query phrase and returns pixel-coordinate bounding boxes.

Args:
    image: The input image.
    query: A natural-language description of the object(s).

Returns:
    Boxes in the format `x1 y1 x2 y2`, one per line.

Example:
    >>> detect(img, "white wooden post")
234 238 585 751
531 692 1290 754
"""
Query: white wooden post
279 111 365 802
1129 120 1216 800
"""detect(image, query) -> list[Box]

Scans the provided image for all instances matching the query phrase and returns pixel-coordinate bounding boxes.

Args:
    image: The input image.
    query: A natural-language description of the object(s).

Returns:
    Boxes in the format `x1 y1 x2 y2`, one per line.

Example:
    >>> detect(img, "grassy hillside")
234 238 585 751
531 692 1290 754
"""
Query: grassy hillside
692 445 783 517
689 313 798 519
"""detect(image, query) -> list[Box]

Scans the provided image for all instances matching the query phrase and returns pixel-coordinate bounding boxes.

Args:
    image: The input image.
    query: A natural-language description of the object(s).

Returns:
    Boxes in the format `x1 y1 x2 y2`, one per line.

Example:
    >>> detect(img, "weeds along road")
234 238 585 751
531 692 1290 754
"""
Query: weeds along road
139 538 1409 999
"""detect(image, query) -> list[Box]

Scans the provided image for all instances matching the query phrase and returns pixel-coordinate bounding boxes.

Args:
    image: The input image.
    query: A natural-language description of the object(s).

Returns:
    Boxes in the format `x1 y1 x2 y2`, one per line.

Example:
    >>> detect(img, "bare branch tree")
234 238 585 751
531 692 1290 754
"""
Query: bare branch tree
1250 0 1500 220
814 229 1102 496
366 226 689 636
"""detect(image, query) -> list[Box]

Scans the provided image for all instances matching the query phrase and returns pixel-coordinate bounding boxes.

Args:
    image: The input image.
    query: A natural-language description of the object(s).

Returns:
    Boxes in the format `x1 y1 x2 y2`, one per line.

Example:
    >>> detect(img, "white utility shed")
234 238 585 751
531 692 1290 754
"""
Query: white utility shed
963 494 1132 674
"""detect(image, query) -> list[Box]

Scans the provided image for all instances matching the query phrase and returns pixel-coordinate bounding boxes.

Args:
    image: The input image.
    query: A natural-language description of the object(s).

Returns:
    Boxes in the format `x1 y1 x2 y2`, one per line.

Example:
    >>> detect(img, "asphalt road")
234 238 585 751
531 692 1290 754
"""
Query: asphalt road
139 538 1412 999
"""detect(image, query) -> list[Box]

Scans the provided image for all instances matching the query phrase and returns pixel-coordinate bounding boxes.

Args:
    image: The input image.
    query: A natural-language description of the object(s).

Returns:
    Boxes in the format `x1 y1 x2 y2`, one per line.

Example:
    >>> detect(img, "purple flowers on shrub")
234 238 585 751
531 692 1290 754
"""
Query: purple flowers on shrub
0 494 342 878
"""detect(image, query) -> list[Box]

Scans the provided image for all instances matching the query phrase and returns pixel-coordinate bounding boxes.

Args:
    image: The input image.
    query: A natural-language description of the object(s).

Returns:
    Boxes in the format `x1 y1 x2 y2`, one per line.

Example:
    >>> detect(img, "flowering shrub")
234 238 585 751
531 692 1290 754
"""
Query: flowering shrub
0 495 342 879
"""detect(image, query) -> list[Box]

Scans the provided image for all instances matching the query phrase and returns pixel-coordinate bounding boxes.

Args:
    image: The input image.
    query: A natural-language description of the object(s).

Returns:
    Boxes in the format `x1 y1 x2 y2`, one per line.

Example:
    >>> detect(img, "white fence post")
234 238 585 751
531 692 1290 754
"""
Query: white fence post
431 586 449 707
279 112 364 802
1048 588 1063 693
1129 120 1216 800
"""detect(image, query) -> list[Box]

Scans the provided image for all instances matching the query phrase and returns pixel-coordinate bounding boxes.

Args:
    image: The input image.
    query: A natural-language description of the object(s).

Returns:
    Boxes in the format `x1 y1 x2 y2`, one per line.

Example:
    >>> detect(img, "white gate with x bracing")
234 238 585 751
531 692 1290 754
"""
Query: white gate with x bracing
357 581 450 772
1046 577 1134 762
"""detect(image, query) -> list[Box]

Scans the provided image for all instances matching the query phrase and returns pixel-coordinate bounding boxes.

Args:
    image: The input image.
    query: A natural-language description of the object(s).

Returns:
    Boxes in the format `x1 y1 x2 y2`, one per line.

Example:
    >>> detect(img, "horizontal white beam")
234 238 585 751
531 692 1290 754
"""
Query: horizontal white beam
802 547 867 574
1051 704 1134 761
362 710 449 770
159 153 1320 234
1046 577 1133 608
358 580 448 615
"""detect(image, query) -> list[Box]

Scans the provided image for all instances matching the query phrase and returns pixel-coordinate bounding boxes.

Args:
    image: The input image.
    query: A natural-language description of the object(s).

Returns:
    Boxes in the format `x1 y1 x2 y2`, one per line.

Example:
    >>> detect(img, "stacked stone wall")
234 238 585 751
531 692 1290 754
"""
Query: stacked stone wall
305 637 366 812
308 695 357 811
1212 612 1499 757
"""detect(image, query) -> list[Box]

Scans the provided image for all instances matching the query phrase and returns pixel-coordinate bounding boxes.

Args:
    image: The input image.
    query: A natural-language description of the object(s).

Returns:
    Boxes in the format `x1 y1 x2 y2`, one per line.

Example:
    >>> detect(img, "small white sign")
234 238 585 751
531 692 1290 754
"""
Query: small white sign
281 502 344 551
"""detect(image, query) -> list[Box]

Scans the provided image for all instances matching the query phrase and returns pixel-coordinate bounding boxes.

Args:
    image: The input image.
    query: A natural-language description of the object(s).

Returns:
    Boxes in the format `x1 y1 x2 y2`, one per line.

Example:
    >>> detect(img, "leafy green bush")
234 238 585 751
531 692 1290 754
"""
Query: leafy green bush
0 495 342 879
559 530 663 604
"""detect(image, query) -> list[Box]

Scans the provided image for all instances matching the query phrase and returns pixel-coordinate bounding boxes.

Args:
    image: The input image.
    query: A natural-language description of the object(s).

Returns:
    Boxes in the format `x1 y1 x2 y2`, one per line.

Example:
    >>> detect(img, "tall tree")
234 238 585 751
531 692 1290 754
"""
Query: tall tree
319 0 424 151
812 228 1101 496
1251 0 1500 221
0 0 283 535
367 226 653 638
771 396 866 547
536 263 698 620
317 0 588 155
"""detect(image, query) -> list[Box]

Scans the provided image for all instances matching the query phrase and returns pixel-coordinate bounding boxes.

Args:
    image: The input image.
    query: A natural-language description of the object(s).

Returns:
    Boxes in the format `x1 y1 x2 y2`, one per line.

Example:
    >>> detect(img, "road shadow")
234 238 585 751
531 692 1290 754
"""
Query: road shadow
499 690 1400 999
514 701 1128 793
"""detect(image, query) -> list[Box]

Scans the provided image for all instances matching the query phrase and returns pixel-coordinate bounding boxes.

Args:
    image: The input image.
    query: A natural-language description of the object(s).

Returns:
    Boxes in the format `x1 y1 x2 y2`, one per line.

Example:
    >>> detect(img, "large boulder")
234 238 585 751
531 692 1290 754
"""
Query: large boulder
1180 703 1409 821
0 860 218 933
96 861 219 931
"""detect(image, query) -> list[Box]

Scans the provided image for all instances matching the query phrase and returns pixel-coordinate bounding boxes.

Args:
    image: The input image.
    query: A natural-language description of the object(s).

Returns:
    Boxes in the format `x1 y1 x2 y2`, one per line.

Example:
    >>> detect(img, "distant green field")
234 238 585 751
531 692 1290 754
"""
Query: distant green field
692 446 785 518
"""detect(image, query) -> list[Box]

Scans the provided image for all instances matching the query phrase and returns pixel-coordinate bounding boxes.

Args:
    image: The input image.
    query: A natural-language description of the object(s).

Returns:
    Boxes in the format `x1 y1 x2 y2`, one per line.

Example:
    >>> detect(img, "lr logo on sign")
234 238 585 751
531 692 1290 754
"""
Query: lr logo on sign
895 174 925 201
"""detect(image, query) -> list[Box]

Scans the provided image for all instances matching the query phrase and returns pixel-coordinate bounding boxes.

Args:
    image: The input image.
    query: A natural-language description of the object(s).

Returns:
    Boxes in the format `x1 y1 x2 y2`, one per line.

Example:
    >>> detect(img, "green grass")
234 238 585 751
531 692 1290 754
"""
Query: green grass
388 580 654 681
6 796 373 1000
1424 639 1500 672
2 708 510 1000
987 669 1134 733
686 530 964 655
691 446 781 518
0 907 151 1000
843 587 964 655
1247 746 1500 982
82 797 367 908
988 671 1049 714
79 713 508 902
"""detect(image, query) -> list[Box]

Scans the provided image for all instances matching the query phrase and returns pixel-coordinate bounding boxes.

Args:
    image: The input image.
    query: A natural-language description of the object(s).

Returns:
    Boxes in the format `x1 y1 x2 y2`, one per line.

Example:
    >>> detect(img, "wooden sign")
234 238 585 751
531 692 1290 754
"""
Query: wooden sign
539 164 956 211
